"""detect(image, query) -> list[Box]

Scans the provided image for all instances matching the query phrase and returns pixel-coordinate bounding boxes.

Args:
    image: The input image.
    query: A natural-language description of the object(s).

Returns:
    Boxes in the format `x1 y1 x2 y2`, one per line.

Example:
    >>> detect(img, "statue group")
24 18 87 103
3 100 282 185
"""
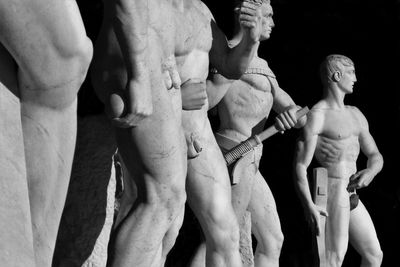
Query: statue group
0 0 386 267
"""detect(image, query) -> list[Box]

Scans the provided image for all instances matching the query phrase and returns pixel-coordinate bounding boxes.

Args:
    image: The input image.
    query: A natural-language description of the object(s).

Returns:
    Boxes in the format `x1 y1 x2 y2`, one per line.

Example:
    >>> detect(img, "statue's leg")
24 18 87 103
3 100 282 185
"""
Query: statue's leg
0 1 92 266
0 44 36 267
109 83 187 267
231 156 257 219
186 121 242 267
160 205 185 266
325 178 351 267
349 201 382 267
248 171 283 267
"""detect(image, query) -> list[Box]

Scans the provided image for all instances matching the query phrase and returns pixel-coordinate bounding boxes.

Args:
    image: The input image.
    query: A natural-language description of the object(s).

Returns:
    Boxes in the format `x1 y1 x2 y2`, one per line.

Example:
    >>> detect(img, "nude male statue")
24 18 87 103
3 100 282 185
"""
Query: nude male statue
187 1 303 266
91 0 262 266
0 1 93 266
294 54 383 267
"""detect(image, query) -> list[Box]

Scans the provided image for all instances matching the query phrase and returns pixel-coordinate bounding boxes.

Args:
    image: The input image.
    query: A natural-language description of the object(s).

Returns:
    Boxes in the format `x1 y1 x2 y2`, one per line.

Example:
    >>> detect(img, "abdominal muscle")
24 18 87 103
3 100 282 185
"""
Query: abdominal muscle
315 135 359 181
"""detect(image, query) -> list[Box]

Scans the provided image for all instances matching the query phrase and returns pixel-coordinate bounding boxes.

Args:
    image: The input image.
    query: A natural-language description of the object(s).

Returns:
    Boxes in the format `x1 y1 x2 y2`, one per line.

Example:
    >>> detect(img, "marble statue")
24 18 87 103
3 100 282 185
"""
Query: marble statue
187 1 305 266
294 54 383 267
0 1 92 266
91 0 263 266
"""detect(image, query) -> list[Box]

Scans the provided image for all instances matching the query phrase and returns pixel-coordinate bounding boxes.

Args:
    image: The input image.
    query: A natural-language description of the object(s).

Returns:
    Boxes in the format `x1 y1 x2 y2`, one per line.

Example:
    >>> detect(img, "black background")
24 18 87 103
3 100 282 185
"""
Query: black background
73 0 400 266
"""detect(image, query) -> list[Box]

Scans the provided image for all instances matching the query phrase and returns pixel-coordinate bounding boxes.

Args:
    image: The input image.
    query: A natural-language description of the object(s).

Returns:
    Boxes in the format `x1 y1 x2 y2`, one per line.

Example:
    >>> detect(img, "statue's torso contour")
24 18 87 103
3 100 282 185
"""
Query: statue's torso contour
218 56 275 139
313 106 361 181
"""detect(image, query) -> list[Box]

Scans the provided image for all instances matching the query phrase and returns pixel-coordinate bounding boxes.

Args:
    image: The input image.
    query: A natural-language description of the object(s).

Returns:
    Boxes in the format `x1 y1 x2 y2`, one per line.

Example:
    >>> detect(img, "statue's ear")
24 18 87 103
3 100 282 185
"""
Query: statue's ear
332 71 341 82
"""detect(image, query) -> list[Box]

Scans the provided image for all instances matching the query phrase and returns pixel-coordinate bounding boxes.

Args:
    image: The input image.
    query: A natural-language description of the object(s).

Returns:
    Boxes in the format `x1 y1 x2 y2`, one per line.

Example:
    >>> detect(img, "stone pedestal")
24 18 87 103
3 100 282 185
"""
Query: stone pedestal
0 86 36 266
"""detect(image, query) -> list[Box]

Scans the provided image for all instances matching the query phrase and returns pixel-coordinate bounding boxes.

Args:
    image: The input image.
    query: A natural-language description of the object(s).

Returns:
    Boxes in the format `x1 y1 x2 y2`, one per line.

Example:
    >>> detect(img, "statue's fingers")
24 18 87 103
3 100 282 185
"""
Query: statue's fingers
283 112 296 127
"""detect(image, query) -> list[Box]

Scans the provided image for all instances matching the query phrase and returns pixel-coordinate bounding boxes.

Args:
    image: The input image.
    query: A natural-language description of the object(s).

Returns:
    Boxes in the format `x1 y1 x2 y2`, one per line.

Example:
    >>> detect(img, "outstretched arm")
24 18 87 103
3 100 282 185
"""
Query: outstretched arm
348 108 383 191
112 0 153 127
209 1 262 79
294 111 327 235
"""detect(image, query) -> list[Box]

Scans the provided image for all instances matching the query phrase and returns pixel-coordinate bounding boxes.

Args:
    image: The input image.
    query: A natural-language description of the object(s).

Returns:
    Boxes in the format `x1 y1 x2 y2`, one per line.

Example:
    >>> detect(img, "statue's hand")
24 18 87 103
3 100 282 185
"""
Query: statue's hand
111 76 153 128
238 0 262 43
275 106 298 132
181 79 207 110
347 169 375 191
306 204 328 236
162 55 181 90
275 106 307 132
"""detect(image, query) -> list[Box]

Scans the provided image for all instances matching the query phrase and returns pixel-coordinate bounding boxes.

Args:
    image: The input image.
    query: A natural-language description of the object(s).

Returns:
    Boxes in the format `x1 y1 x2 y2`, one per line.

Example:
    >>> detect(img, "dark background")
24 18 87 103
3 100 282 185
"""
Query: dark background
74 0 400 266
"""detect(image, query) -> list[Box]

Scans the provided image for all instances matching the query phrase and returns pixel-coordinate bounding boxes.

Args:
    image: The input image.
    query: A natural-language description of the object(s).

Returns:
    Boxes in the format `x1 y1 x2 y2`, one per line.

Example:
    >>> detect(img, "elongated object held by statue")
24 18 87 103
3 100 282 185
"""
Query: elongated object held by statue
224 106 309 166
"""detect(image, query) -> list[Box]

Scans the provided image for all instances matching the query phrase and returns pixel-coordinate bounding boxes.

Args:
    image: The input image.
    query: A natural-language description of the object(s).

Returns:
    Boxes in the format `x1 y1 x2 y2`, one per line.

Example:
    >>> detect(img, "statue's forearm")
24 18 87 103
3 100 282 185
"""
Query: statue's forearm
366 152 384 177
114 0 149 78
295 164 315 210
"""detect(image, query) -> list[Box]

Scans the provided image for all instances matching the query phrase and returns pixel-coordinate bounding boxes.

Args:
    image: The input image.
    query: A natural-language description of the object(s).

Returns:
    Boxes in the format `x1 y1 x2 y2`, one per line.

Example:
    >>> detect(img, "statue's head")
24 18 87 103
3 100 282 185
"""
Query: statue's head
320 54 357 93
234 0 274 41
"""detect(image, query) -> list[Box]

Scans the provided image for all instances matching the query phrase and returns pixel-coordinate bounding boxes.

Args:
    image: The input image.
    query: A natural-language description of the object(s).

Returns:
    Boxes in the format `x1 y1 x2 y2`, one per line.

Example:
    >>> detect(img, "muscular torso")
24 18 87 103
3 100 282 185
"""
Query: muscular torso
314 107 361 180
174 0 212 83
92 0 213 132
92 0 211 97
218 56 275 140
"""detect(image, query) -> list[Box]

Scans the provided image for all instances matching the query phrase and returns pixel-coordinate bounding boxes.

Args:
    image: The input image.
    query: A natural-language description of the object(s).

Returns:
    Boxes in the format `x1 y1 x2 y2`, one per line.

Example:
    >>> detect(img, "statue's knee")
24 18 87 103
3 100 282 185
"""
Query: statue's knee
373 249 383 265
328 249 346 267
161 182 186 217
229 223 240 246
210 210 240 250
24 36 93 109
273 231 284 252
258 231 284 258
363 247 383 265
48 36 92 86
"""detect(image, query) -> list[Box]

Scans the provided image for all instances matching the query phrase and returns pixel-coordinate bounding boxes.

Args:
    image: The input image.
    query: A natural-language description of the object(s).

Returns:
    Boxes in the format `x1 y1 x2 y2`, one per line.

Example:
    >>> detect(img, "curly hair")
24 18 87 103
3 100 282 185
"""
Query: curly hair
319 54 354 85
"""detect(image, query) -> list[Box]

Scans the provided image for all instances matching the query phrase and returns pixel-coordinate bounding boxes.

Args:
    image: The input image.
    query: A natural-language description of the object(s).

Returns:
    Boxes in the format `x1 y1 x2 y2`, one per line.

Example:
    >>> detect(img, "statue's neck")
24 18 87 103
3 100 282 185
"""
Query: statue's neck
323 86 346 109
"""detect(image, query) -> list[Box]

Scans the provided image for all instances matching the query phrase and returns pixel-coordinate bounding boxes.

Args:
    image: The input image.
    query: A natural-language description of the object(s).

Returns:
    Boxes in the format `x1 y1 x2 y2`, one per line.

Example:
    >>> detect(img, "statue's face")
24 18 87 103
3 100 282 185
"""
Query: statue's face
337 64 357 94
260 3 274 41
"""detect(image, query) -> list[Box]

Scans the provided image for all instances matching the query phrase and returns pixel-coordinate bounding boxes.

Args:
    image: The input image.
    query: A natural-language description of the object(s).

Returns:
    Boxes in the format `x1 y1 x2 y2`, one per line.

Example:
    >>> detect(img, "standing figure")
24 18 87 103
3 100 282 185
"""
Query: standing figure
0 1 92 266
92 1 186 266
91 0 262 266
294 54 383 267
191 1 303 266
180 1 267 266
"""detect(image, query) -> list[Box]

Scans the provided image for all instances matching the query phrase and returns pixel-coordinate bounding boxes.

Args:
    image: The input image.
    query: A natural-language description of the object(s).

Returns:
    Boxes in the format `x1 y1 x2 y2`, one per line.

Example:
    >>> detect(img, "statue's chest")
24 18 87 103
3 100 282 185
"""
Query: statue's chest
224 81 273 119
174 8 212 54
322 111 359 140
239 58 275 93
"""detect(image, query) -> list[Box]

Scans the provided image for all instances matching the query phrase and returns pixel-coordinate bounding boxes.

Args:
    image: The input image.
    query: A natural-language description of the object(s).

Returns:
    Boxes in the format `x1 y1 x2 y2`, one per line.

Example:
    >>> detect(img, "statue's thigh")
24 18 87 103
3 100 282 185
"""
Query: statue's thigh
326 185 350 253
231 161 257 219
186 128 232 212
349 201 381 254
115 89 186 189
248 172 282 243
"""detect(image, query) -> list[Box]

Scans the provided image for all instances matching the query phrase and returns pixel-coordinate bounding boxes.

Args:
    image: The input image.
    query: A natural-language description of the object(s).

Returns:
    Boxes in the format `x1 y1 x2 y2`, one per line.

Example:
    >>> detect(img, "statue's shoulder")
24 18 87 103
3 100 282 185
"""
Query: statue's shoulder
244 57 275 79
346 105 368 129
190 0 213 20
307 101 328 130
312 100 328 111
